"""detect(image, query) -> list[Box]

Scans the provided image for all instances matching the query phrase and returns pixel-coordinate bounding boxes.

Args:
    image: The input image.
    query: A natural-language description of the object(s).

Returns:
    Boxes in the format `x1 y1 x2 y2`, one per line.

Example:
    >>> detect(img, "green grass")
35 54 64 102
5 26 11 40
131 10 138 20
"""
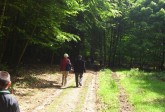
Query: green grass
117 68 165 112
97 69 119 112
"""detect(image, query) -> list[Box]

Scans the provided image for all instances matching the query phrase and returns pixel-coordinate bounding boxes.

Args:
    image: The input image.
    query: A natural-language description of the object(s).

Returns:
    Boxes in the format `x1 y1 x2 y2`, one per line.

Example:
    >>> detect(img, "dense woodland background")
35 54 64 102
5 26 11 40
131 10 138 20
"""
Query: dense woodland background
0 0 165 73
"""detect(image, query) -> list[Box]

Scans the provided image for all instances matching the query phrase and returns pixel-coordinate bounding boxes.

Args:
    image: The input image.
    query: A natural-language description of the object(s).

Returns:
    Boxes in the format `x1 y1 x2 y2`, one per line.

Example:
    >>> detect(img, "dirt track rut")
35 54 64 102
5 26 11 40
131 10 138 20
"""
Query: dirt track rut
31 71 98 112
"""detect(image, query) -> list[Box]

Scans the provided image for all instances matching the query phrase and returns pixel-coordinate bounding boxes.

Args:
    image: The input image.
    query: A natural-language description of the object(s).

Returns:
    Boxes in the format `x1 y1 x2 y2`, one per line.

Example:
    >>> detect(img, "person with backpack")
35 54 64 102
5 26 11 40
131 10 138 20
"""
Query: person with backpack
74 55 86 87
60 53 71 88
0 71 20 112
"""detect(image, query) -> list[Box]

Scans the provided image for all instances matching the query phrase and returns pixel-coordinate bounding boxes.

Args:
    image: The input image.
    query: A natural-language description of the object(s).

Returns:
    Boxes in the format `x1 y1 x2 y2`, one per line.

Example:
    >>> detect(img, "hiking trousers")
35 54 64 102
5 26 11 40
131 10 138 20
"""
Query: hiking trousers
75 72 83 87
61 71 69 86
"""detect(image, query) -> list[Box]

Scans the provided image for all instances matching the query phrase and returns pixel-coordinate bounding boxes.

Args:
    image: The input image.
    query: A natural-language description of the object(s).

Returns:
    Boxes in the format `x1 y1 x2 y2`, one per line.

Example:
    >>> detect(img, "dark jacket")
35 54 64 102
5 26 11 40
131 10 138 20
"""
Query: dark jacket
0 89 20 112
74 59 86 73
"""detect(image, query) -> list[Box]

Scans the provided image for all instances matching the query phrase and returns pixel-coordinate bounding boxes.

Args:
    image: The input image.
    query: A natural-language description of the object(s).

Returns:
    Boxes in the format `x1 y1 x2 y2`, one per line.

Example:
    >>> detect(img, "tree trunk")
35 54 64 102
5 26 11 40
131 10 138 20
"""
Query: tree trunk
51 52 55 65
0 0 7 29
0 38 7 63
160 30 165 71
16 26 37 66
0 0 7 63
103 29 106 66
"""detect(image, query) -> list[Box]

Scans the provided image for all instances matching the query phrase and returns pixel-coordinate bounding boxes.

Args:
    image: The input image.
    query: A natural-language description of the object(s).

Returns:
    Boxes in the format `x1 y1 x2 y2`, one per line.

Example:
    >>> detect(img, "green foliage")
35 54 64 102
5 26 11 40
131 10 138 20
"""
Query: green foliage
128 68 145 77
0 0 85 66
117 0 165 68
1 0 165 69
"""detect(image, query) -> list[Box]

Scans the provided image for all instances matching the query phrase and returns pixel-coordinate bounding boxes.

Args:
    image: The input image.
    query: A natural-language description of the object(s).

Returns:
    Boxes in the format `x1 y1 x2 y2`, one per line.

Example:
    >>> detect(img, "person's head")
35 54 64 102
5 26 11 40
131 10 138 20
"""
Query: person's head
0 71 11 89
64 53 69 58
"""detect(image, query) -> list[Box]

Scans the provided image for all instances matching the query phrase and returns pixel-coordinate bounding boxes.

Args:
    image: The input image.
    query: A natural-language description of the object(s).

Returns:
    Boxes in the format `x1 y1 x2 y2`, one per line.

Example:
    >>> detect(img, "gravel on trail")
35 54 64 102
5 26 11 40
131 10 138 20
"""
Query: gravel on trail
14 68 133 112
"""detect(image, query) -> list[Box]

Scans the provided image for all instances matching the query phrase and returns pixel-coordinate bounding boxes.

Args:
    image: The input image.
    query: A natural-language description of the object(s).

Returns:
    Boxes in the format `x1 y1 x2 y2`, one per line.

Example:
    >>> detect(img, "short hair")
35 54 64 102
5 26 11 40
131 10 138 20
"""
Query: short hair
0 71 11 89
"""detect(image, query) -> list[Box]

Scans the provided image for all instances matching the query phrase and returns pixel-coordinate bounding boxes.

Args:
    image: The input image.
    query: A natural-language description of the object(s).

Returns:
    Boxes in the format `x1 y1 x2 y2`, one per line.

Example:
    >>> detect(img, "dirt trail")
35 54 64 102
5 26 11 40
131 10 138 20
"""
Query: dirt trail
14 68 133 112
44 71 98 112
15 71 98 112
112 72 133 112
82 72 97 112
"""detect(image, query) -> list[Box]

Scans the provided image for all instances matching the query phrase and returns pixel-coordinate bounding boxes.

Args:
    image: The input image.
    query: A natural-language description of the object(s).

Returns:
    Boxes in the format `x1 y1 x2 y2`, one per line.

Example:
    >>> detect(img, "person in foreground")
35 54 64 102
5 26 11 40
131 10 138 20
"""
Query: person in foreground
74 55 86 87
0 71 20 112
60 53 71 88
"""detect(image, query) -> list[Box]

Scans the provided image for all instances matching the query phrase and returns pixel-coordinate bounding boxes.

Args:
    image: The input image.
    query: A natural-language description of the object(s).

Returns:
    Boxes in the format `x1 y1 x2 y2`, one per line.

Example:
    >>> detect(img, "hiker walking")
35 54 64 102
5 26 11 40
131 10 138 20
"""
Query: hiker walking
74 55 86 87
60 53 71 88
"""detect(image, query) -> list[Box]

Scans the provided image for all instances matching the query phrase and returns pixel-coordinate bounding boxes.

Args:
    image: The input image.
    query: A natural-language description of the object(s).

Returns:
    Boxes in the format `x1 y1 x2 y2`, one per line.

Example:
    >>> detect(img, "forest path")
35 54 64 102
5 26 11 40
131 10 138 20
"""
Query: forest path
16 70 98 112
14 67 133 112
112 72 133 112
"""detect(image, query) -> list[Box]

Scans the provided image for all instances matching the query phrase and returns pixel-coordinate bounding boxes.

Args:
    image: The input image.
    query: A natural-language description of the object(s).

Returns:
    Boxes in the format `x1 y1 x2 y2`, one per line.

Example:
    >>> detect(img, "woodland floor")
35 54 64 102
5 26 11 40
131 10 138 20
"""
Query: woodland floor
12 65 133 112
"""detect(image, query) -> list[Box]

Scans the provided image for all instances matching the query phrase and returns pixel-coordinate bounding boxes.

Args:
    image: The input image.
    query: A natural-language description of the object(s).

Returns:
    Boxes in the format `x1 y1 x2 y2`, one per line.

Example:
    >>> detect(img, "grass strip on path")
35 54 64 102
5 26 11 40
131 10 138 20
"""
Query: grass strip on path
97 69 119 112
